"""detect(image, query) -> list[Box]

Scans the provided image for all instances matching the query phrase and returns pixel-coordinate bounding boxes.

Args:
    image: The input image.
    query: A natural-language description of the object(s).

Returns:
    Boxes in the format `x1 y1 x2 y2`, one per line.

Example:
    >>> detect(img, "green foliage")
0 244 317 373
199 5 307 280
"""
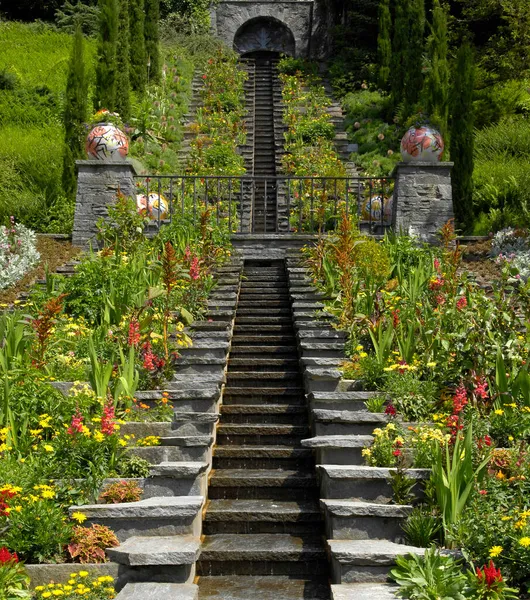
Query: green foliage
391 546 468 600
450 43 475 231
129 0 147 92
384 371 439 422
62 25 88 200
159 0 211 34
55 1 101 37
116 455 150 477
0 557 31 599
145 0 161 84
114 0 131 121
402 506 442 547
94 0 119 110
376 0 391 90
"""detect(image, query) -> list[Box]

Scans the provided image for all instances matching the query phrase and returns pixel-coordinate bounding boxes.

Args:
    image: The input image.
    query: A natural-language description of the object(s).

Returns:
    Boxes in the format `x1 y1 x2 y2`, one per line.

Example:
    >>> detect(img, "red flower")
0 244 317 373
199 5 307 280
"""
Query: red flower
479 489 487 495
453 383 468 414
385 404 397 417
456 296 468 311
67 408 84 435
477 560 503 587
0 547 18 564
392 309 400 328
189 256 200 280
435 293 445 306
473 375 489 400
393 449 402 457
128 319 141 347
434 258 441 272
101 400 116 435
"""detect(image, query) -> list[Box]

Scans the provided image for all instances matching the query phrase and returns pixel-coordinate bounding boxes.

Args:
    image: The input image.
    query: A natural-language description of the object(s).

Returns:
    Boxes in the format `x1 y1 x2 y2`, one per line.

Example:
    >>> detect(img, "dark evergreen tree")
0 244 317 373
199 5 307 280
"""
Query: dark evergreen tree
94 0 119 110
62 24 88 199
115 0 131 121
450 43 475 231
423 0 450 138
403 0 425 111
129 0 147 92
391 0 408 105
377 0 392 90
144 0 160 84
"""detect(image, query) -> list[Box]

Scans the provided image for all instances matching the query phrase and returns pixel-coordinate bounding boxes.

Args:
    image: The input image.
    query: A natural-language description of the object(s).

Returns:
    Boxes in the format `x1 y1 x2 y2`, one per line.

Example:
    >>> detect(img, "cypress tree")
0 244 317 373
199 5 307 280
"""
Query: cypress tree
115 0 131 121
403 0 425 111
423 0 450 138
94 0 119 110
391 0 408 106
144 0 160 84
62 24 88 199
450 43 475 231
129 0 147 92
377 0 392 91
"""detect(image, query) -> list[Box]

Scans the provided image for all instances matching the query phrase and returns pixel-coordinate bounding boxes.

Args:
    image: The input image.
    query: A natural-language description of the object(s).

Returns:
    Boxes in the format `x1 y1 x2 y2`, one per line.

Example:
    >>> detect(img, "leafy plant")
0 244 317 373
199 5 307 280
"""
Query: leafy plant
364 396 386 412
402 507 442 547
68 524 119 563
0 547 30 600
99 480 142 504
116 455 151 478
391 545 468 600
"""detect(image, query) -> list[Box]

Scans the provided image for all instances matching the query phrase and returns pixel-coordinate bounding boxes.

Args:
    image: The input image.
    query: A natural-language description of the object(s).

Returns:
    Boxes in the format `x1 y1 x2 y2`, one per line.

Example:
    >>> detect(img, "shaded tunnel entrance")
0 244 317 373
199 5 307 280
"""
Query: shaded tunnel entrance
234 16 296 56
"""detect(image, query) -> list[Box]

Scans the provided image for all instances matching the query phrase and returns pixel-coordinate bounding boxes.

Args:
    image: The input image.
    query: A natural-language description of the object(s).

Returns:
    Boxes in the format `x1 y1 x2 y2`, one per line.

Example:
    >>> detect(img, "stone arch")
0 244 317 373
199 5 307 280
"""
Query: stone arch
234 16 295 56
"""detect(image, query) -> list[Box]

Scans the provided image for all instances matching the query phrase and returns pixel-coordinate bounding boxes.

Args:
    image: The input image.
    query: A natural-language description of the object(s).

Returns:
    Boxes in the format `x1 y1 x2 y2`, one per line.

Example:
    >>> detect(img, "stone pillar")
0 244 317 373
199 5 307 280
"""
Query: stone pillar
392 162 454 243
72 160 137 249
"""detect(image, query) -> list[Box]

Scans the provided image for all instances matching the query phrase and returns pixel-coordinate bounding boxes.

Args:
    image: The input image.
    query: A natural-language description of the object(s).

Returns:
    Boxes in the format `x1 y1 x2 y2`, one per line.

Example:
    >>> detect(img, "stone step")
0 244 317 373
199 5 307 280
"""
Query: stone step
228 357 299 370
302 435 373 465
236 300 291 308
223 387 304 399
236 307 292 316
203 499 322 535
172 411 219 436
231 335 295 344
208 469 318 500
213 445 313 469
312 410 389 436
198 576 331 600
144 461 209 497
310 391 380 410
116 582 198 600
321 499 412 542
68 496 203 541
331 583 399 600
220 404 307 424
107 534 201 568
328 539 425 584
228 345 298 355
216 423 309 445
197 534 328 576
233 325 294 335
226 371 301 386
128 438 212 463
317 465 430 502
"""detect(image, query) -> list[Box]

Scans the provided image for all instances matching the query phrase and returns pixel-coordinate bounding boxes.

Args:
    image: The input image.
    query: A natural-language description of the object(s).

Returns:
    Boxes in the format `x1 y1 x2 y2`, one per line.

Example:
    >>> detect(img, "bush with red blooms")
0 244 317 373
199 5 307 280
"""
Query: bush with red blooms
466 560 518 599
0 546 31 598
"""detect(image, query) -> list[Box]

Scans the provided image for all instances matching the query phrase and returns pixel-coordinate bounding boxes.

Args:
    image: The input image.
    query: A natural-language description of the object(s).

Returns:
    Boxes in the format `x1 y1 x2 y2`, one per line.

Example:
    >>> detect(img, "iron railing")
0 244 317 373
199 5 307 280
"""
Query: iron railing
134 175 394 234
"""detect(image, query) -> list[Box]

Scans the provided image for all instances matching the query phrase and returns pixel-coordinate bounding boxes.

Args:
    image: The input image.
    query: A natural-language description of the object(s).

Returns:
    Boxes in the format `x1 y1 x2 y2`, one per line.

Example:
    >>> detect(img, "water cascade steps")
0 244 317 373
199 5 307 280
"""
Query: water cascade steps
197 259 331 599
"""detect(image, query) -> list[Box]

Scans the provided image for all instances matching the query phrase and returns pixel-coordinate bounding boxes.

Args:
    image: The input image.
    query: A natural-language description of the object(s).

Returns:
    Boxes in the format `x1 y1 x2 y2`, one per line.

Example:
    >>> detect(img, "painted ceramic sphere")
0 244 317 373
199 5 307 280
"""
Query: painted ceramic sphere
361 196 393 225
86 123 129 160
400 125 444 162
136 193 169 221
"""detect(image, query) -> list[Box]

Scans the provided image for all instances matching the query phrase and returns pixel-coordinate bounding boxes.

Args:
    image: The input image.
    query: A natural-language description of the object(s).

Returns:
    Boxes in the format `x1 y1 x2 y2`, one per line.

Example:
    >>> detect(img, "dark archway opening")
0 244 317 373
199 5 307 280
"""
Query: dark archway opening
234 16 296 57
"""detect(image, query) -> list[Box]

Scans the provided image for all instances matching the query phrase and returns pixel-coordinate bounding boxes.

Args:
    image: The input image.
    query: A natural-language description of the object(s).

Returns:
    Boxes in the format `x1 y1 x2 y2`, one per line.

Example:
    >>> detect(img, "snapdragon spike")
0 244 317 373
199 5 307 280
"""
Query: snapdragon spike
101 400 116 435
476 560 503 587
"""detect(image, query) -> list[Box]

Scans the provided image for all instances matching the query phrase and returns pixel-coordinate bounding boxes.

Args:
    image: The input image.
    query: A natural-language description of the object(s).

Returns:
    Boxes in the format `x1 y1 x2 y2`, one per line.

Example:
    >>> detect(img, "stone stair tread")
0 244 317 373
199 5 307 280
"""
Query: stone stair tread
106 535 201 566
69 496 203 519
218 423 308 432
214 446 311 457
205 499 321 521
173 411 219 423
135 388 219 401
312 410 387 423
149 461 209 478
159 434 213 446
198 576 330 599
302 435 373 448
309 392 379 401
224 386 304 395
115 582 198 600
328 539 425 565
318 465 430 480
200 533 326 560
331 583 399 600
210 469 316 486
221 404 306 414
321 499 412 518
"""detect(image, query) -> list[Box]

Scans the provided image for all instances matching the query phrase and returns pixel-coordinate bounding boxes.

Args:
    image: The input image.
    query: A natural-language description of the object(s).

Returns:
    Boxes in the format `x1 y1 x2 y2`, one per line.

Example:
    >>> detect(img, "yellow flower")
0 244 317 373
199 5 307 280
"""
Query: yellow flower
42 593 52 599
52 591 64 596
489 546 503 557
93 431 105 443
519 537 530 547
79 571 89 578
41 490 55 499
494 409 504 416
35 586 45 591
43 444 54 452
71 512 87 524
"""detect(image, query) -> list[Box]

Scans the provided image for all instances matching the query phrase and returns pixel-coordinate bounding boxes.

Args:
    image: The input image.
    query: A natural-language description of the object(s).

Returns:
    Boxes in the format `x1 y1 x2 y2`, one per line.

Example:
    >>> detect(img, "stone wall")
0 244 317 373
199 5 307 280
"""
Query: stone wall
392 162 454 242
212 0 314 57
72 160 137 249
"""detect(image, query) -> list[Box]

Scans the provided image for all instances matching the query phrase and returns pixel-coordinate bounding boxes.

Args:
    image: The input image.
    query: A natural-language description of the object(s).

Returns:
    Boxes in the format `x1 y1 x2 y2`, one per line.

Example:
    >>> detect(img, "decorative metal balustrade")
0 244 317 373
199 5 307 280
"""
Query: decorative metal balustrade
134 175 394 234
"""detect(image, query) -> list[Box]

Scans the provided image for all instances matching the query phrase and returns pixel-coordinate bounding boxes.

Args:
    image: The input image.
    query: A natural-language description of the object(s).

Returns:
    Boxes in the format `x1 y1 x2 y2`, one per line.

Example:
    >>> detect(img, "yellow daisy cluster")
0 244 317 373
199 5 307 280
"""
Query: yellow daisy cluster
0 427 10 453
135 436 161 447
34 573 115 599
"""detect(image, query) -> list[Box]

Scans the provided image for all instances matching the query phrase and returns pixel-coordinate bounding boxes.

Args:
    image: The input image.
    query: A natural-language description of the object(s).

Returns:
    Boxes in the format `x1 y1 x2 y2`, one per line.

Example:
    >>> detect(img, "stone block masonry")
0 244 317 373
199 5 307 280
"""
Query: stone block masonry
392 162 454 243
72 160 137 249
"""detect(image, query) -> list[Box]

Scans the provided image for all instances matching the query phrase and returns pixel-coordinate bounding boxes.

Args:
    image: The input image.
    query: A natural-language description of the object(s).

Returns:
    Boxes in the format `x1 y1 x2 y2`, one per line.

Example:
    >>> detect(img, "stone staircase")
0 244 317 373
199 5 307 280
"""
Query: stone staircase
197 259 331 599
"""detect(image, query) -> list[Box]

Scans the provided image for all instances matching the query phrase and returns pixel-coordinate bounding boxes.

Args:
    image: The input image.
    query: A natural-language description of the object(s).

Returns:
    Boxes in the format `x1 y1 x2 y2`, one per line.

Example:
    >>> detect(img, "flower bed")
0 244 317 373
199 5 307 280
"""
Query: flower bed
304 216 530 596
0 199 231 586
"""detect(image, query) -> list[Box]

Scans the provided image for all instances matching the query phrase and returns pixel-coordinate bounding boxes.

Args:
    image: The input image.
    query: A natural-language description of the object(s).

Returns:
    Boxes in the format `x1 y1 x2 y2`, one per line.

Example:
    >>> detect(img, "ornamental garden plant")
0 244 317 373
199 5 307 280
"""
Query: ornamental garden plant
0 198 231 589
304 215 530 597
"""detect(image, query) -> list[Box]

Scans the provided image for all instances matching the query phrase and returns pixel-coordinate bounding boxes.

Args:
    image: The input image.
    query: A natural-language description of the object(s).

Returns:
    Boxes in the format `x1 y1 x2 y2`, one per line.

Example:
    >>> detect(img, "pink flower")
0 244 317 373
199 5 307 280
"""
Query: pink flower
101 401 116 435
67 408 84 435
189 257 200 280
128 319 140 347
385 404 397 417
456 296 467 311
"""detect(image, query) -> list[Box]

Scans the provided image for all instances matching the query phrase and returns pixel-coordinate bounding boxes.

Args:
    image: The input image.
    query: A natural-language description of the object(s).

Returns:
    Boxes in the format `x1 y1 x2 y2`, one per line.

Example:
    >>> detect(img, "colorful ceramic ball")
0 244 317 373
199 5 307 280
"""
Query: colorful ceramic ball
361 196 393 225
400 125 444 162
86 123 129 160
136 193 169 221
